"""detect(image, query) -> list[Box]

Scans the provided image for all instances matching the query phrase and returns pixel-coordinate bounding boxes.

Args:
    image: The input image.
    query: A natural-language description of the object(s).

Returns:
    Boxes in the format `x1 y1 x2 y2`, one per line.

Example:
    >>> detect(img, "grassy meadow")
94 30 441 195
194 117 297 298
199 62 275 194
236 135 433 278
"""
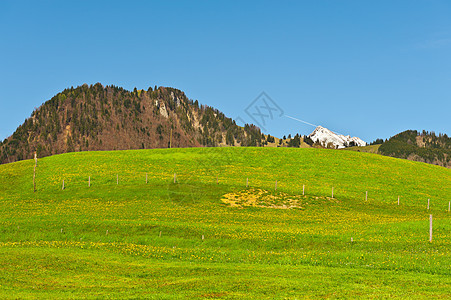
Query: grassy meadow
344 144 381 154
0 147 450 298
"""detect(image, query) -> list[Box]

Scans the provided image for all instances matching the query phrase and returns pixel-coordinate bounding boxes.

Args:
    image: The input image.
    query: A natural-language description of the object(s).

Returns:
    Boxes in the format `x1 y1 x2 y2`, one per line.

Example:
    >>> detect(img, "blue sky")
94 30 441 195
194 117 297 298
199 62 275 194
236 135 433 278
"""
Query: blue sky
1 0 450 142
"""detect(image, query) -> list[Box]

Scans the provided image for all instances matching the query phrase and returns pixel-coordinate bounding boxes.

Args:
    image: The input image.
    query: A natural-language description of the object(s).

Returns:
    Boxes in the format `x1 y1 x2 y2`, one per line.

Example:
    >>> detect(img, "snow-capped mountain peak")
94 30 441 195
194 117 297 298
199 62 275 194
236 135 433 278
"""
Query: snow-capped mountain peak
308 126 366 149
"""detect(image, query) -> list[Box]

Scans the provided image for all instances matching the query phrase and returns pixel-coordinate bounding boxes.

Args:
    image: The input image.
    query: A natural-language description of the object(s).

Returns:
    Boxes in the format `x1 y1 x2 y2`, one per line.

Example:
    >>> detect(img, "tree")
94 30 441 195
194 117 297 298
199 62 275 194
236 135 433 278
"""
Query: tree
370 138 384 145
287 134 301 147
304 136 314 146
226 130 235 146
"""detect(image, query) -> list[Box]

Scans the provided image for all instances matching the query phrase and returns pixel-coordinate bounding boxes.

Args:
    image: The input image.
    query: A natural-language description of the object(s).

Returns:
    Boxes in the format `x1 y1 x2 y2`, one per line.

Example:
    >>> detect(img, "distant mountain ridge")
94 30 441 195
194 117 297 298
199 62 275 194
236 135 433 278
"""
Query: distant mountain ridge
378 130 450 168
308 126 367 149
0 83 263 164
1 84 448 169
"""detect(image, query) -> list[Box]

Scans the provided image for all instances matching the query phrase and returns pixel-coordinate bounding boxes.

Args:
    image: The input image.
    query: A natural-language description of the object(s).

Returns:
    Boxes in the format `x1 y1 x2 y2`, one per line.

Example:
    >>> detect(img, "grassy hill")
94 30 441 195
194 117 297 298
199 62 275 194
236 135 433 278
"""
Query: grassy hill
378 130 451 168
0 83 263 165
0 147 450 298
341 130 451 168
344 144 381 154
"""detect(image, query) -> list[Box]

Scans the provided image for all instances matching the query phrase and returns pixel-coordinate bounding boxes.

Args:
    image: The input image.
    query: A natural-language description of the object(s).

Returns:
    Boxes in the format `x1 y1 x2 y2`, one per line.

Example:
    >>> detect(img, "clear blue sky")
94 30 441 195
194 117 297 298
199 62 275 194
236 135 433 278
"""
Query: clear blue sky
1 0 450 142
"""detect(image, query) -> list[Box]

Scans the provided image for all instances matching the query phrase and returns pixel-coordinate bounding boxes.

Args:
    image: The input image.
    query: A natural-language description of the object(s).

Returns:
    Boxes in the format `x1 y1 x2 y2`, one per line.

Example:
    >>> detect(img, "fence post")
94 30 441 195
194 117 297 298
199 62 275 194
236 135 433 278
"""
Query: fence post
89 176 91 187
429 214 432 242
303 184 305 196
62 180 65 190
146 173 148 184
331 187 334 198
33 164 36 192
398 196 399 205
427 199 430 210
275 180 277 191
117 174 119 185
33 152 37 192
365 191 368 201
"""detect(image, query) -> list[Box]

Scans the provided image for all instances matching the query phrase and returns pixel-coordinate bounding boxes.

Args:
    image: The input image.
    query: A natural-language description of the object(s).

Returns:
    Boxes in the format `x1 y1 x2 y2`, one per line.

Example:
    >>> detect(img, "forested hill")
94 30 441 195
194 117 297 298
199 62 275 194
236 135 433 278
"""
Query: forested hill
0 83 263 164
378 130 451 168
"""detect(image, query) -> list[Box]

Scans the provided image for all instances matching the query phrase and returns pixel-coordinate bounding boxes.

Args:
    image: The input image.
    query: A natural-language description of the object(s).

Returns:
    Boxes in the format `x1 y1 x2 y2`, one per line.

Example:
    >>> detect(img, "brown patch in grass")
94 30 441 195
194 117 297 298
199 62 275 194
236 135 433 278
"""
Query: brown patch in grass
221 188 339 209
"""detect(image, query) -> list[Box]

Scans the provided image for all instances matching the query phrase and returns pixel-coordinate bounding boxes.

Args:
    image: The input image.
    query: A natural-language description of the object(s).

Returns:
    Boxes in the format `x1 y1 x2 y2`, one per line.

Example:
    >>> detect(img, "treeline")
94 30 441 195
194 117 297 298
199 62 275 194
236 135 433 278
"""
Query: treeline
261 133 318 148
378 130 450 167
0 83 264 164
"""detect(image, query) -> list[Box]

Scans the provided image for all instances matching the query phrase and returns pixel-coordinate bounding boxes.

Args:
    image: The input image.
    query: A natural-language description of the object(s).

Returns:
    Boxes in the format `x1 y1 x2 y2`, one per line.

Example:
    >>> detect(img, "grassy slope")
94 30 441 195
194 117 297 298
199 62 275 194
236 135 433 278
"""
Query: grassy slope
344 144 381 154
0 147 450 298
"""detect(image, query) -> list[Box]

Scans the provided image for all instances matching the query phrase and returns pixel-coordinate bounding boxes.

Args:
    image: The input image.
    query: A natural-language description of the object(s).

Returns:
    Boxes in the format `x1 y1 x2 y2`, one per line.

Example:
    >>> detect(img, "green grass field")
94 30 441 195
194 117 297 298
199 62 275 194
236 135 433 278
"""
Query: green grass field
344 144 381 154
0 147 450 298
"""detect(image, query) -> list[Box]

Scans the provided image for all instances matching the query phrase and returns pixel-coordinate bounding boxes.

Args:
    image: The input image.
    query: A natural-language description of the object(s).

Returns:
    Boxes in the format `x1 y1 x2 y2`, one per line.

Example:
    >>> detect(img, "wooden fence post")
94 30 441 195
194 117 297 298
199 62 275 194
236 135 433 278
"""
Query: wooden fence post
89 176 91 187
331 187 334 198
303 184 305 196
117 174 119 185
33 165 36 192
146 173 148 184
427 199 430 210
365 191 368 201
448 201 450 213
398 196 400 205
429 214 432 242
33 152 37 192
62 180 65 190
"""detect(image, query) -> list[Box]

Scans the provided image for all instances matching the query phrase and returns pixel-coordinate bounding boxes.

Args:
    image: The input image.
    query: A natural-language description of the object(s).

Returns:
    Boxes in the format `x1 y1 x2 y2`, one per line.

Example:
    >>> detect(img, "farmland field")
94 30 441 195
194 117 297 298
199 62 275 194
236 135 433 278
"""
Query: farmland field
0 147 450 298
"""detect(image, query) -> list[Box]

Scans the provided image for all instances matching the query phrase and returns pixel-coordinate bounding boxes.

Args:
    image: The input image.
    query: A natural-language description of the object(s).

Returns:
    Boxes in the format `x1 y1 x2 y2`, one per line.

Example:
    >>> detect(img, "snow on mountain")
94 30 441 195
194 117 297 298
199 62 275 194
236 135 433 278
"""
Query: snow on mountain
308 126 367 149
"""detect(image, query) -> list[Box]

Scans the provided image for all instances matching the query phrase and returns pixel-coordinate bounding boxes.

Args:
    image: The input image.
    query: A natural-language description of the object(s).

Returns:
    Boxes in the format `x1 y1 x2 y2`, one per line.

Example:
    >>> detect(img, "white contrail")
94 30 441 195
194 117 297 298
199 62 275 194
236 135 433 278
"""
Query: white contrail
285 114 344 136
284 115 317 128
